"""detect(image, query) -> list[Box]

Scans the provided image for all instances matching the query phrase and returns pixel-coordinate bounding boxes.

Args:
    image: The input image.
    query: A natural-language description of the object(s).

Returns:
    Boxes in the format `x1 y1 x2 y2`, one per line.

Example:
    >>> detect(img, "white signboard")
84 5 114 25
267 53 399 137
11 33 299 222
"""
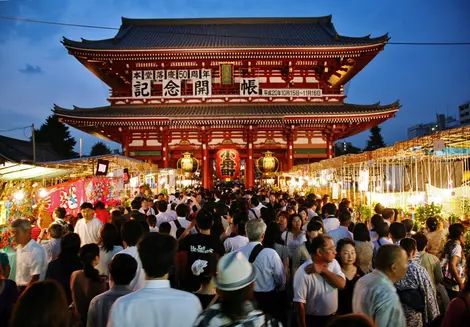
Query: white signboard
131 70 324 99
262 88 322 97
132 80 152 98
132 69 212 99
358 169 370 192
162 79 181 98
240 78 259 97
193 79 211 97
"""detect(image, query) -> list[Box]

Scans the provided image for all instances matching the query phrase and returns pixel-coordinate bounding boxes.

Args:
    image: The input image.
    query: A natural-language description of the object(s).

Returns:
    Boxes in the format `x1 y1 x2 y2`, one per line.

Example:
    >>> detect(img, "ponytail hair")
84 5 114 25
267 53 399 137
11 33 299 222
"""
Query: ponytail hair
79 243 101 282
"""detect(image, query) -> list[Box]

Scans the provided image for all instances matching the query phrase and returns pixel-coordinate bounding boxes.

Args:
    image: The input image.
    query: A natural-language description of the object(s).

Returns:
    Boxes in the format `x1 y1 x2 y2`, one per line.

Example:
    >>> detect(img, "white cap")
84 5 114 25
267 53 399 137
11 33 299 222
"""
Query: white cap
215 252 256 291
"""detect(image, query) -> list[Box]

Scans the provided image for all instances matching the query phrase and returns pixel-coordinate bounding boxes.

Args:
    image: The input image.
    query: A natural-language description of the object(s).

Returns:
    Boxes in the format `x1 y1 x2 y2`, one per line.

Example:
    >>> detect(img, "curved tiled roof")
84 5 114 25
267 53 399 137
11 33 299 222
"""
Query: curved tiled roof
62 16 389 50
53 102 400 119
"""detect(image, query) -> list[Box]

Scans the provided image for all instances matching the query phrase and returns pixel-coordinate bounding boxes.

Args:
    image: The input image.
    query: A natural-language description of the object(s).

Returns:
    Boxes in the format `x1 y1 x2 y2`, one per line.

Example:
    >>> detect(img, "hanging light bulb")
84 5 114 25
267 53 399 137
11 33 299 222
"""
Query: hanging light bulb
39 188 48 198
14 190 24 201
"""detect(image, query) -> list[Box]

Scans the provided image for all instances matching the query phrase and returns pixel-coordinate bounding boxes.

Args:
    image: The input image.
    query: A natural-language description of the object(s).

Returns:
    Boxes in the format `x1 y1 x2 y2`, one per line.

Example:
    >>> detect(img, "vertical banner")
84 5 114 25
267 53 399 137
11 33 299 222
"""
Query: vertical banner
220 64 233 84
358 169 370 192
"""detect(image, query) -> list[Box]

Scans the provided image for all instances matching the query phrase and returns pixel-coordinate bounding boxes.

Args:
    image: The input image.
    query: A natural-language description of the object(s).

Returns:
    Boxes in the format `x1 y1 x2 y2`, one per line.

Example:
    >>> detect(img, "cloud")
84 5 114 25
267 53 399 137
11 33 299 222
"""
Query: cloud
18 64 42 74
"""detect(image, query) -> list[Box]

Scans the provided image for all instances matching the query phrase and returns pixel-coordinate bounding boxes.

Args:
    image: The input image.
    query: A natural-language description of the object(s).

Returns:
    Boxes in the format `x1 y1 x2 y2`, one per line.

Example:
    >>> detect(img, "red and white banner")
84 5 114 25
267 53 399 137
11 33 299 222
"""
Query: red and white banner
45 177 121 215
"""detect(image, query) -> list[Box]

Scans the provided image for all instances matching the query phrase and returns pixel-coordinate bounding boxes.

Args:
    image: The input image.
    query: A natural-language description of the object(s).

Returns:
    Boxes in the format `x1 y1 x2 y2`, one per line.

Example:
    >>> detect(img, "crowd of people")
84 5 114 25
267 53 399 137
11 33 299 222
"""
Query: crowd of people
1 185 469 327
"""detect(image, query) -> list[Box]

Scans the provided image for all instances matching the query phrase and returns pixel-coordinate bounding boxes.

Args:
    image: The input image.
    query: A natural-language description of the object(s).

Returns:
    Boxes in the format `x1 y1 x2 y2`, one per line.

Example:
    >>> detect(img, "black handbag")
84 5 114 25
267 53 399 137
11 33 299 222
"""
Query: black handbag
397 288 425 313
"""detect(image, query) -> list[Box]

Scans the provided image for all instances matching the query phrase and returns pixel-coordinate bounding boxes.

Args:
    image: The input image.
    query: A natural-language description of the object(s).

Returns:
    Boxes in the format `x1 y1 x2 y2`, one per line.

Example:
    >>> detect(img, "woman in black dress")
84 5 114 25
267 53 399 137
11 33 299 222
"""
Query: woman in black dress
336 238 365 314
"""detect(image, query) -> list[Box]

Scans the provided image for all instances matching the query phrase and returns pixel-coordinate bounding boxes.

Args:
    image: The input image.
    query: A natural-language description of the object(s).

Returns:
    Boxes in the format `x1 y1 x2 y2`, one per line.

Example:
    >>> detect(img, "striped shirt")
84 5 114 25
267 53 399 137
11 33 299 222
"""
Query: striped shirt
194 302 282 327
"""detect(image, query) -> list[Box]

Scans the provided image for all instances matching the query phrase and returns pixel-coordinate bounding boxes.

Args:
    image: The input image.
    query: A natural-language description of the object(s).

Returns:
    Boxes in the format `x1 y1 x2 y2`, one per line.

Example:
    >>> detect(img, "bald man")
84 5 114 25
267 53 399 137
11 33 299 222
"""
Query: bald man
352 244 407 327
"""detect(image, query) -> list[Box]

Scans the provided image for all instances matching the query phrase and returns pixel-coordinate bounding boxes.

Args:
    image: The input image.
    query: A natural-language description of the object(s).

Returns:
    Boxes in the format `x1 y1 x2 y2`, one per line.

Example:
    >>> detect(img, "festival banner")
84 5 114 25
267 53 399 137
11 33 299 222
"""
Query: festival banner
46 177 121 215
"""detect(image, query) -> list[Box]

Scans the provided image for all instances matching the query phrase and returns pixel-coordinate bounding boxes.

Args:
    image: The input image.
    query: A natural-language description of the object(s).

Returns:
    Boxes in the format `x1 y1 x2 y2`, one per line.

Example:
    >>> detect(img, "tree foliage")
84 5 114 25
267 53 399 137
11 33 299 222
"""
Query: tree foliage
90 141 112 156
34 115 77 158
334 142 362 157
364 126 386 151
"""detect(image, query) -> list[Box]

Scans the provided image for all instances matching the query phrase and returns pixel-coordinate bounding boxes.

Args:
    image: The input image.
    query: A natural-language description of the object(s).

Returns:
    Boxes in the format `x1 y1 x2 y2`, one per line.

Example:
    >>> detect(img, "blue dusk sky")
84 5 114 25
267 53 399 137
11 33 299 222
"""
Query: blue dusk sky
0 0 469 154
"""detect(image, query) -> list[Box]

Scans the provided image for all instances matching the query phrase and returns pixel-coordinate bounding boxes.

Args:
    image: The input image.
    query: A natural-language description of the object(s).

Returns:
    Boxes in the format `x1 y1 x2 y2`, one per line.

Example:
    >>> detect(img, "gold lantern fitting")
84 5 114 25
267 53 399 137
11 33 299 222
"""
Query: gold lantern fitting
177 152 199 175
257 151 279 175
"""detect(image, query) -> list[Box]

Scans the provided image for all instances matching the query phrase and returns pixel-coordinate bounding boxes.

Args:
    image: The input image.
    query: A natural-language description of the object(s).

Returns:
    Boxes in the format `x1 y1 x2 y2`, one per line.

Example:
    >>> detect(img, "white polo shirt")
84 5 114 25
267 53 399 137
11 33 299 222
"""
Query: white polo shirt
224 235 249 253
327 226 353 245
75 217 102 246
293 258 345 316
322 216 340 233
107 279 202 327
16 239 47 286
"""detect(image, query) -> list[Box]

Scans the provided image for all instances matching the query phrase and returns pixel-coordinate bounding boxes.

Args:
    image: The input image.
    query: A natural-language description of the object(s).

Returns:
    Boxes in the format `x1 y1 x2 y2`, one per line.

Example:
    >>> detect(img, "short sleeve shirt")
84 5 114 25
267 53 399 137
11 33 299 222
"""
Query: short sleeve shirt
293 259 345 316
16 239 47 286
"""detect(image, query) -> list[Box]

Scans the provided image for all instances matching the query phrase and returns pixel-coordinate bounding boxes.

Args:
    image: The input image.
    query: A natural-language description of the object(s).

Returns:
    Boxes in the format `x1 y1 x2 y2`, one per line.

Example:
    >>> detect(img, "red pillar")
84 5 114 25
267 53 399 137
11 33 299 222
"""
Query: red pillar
246 129 254 189
326 136 334 159
287 129 294 171
123 135 129 157
202 132 211 189
162 130 169 168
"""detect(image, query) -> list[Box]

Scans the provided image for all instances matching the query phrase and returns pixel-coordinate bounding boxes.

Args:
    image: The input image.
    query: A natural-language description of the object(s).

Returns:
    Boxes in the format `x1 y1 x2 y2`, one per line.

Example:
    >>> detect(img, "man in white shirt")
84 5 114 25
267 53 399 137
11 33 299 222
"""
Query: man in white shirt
321 203 340 233
75 202 102 246
138 198 156 216
11 219 47 292
169 204 192 238
353 244 407 327
107 232 202 327
306 201 318 220
114 220 146 291
293 234 346 327
155 200 171 227
166 202 178 221
382 208 395 226
223 213 249 253
327 211 353 245
236 219 285 320
248 196 266 219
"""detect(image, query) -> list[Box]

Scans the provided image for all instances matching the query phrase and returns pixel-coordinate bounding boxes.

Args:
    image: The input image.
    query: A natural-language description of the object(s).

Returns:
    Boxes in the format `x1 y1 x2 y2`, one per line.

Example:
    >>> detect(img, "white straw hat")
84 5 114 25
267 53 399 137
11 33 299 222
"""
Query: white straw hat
215 252 256 291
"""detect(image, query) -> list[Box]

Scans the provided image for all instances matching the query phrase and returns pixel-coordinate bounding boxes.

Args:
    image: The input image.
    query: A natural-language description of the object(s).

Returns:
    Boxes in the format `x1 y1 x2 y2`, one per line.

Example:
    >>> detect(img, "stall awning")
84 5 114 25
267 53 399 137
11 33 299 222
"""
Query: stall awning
0 162 70 181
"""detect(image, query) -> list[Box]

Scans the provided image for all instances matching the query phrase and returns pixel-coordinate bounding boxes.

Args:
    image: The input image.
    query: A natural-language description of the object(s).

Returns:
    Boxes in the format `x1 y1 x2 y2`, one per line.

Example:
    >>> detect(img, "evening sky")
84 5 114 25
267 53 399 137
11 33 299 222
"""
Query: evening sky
0 0 469 154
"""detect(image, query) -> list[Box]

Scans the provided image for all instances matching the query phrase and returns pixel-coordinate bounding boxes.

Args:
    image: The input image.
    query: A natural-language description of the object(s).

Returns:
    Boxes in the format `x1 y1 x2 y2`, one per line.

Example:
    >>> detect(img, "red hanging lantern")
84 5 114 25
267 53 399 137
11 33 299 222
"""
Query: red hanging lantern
215 149 240 180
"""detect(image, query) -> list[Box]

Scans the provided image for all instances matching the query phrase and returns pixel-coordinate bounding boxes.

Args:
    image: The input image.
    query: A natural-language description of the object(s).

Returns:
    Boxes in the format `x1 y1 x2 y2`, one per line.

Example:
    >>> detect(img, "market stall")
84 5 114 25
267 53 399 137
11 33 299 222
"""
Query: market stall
289 125 470 224
0 154 158 280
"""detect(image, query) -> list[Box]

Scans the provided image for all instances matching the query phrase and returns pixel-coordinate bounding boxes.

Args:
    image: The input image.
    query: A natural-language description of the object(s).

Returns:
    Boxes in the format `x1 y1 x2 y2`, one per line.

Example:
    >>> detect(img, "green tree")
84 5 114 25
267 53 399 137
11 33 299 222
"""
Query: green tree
364 125 386 151
334 142 362 156
34 115 77 158
90 141 111 156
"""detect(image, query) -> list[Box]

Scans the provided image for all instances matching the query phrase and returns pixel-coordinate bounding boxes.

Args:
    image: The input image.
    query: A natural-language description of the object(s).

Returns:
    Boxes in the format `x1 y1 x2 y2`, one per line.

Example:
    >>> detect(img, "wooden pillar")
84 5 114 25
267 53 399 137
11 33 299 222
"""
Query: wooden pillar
162 129 169 168
123 134 129 157
246 127 255 189
287 126 294 171
202 130 211 189
326 136 334 159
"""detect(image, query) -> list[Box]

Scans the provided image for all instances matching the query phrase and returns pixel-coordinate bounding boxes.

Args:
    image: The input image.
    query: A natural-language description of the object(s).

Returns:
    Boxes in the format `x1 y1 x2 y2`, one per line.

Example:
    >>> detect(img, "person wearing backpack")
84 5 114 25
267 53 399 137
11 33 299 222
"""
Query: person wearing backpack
170 204 193 239
236 219 285 320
